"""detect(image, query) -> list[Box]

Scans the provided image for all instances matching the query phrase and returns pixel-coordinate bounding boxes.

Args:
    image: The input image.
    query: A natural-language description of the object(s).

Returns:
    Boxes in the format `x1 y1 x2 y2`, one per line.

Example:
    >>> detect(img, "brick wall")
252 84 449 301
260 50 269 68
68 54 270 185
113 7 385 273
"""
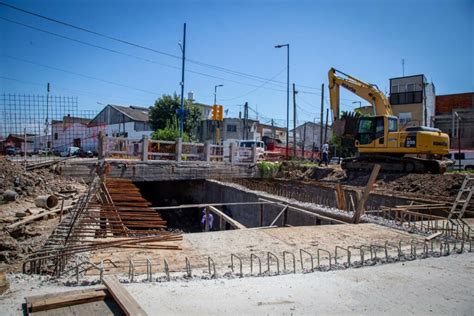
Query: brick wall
436 93 474 114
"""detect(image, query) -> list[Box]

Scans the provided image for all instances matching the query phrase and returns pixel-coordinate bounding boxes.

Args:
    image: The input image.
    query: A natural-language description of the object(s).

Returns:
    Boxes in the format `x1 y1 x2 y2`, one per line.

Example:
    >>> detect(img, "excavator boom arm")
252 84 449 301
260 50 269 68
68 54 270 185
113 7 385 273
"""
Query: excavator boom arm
328 68 393 120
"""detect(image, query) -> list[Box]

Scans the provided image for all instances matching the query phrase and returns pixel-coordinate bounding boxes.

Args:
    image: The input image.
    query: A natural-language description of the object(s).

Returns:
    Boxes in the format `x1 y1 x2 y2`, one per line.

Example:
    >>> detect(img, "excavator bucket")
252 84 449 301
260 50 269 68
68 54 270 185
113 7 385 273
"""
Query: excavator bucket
333 112 359 138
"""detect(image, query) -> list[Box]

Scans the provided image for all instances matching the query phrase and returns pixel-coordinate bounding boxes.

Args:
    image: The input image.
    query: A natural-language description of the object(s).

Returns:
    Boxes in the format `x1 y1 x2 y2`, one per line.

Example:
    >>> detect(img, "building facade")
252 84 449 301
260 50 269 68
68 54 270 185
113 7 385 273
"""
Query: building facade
255 123 287 143
389 75 435 127
291 122 332 152
434 92 474 149
89 105 153 139
198 118 258 143
51 116 98 152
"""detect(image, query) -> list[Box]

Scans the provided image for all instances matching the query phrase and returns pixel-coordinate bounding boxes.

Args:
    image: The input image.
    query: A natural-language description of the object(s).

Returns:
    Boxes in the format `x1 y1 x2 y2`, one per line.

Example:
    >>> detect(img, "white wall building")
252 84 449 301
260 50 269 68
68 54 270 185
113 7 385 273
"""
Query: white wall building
89 104 153 139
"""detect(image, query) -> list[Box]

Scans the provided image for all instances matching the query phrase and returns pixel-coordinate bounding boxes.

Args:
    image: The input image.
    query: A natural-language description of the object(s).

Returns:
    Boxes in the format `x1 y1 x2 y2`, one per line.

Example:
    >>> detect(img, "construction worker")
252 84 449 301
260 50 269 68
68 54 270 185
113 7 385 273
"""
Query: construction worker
201 209 214 231
319 142 329 166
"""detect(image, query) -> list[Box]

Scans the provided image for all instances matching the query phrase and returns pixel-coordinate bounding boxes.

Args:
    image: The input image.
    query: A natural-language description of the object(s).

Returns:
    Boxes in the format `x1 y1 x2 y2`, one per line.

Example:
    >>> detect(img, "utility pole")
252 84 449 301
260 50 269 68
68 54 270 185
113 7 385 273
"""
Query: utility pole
319 83 324 153
274 43 289 159
46 82 50 150
312 117 316 160
324 108 329 144
292 83 297 158
179 23 186 138
271 119 275 139
302 122 306 158
243 102 248 140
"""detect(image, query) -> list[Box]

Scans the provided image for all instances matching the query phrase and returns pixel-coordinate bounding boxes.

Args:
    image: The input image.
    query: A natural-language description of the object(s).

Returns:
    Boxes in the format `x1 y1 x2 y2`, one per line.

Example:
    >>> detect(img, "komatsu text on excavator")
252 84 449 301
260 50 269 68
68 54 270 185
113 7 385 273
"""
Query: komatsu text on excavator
328 68 450 174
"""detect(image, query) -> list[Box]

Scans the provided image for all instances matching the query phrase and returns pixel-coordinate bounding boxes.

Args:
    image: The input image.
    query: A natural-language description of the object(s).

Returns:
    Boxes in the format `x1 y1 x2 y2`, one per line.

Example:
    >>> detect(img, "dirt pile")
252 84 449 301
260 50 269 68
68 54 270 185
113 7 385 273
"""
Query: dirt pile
0 160 77 199
375 173 465 198
275 162 466 199
0 159 85 270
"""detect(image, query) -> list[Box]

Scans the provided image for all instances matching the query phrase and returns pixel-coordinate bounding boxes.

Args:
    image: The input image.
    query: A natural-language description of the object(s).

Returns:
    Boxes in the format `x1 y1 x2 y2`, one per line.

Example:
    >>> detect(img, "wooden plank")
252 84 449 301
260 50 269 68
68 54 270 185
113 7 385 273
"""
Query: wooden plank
151 201 276 210
270 205 288 227
25 288 108 313
102 275 147 316
7 206 74 231
425 232 443 241
335 184 347 211
208 205 246 229
259 197 348 225
353 164 381 224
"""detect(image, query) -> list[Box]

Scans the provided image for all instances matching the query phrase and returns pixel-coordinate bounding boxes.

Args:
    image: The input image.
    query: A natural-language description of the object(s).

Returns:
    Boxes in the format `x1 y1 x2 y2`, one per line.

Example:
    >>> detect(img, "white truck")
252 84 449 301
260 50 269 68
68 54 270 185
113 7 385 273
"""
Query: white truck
447 150 474 171
223 139 265 162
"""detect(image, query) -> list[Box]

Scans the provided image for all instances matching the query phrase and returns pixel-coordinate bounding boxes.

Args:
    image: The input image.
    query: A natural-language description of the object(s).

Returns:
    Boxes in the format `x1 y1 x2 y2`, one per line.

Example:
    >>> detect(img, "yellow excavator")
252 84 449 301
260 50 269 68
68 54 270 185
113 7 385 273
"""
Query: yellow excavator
328 68 450 173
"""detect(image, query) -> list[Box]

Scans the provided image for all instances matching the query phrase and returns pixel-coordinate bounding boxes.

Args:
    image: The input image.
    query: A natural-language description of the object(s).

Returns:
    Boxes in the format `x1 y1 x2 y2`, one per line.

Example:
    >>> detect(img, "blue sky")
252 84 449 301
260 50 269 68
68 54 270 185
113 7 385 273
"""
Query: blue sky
1 0 472 127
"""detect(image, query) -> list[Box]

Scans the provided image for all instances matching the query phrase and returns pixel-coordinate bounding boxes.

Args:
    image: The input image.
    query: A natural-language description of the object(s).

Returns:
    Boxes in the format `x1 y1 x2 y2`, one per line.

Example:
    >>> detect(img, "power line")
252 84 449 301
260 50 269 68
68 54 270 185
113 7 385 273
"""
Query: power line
0 16 290 93
0 1 322 90
221 67 286 101
0 75 152 105
2 54 160 95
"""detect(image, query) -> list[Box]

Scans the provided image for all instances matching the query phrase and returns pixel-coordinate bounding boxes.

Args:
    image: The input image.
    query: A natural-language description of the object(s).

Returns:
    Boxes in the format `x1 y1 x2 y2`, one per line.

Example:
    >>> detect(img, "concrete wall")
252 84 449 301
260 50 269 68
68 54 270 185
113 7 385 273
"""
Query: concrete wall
59 159 258 181
231 179 443 214
133 179 338 230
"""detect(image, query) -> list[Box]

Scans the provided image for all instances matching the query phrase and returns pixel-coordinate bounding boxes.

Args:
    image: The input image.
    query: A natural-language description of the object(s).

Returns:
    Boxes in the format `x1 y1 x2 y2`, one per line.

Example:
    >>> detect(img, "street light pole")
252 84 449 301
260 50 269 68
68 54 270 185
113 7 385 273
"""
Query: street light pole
214 84 224 105
275 43 289 159
352 101 362 110
179 23 186 138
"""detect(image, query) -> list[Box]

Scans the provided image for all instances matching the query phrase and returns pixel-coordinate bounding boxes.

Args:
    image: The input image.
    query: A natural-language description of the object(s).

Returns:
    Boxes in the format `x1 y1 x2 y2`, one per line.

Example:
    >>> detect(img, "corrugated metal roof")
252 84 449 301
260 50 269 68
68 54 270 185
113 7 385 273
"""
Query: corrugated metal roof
110 105 150 122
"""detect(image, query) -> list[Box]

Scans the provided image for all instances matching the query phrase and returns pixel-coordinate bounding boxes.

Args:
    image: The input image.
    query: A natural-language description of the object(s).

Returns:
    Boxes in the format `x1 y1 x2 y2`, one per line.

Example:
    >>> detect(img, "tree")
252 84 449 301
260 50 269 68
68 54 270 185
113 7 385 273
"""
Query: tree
151 119 190 142
149 93 202 137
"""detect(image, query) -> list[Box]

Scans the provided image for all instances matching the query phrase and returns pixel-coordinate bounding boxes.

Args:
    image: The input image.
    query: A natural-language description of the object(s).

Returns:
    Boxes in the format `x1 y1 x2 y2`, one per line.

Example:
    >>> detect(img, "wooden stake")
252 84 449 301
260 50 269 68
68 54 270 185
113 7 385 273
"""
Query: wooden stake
352 164 381 224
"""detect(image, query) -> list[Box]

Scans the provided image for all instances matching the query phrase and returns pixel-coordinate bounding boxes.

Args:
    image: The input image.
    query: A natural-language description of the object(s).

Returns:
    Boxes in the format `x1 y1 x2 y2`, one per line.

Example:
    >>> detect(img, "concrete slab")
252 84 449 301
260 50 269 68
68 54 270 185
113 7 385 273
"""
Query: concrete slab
88 223 425 276
124 253 474 315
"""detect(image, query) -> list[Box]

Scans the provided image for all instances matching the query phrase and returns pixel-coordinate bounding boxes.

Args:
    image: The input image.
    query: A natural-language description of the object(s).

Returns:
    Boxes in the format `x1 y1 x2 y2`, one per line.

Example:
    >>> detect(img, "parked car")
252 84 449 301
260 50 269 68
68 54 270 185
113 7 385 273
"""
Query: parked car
38 148 53 156
5 147 17 156
78 149 94 158
330 157 342 165
238 140 265 161
446 150 474 171
60 146 80 157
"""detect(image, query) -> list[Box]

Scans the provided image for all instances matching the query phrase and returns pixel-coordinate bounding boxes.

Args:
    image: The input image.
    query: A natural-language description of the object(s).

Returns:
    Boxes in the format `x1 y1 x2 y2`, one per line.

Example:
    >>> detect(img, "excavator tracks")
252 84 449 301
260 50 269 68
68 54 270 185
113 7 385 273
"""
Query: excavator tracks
341 155 447 174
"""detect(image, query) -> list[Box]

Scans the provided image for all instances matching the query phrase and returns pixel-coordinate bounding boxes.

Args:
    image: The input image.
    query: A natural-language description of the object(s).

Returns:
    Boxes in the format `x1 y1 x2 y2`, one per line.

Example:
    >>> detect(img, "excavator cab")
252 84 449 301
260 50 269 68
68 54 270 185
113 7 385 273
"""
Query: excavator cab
356 116 398 147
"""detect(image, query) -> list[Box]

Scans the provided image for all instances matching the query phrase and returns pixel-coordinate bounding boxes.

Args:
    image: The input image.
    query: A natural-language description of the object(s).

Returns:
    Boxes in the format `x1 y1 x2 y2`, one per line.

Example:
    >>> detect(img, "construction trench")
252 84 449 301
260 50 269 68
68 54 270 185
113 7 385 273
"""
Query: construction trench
17 167 473 281
1 160 473 315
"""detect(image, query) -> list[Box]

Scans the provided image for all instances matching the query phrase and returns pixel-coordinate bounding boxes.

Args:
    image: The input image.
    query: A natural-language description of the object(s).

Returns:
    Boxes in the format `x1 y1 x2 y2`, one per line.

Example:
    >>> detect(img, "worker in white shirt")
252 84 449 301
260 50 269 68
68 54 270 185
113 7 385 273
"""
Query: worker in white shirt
319 142 329 166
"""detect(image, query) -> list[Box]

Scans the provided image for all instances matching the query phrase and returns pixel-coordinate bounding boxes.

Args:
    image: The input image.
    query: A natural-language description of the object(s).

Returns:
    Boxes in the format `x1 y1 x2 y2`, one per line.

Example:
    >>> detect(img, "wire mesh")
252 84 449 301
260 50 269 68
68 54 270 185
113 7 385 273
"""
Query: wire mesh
0 93 100 164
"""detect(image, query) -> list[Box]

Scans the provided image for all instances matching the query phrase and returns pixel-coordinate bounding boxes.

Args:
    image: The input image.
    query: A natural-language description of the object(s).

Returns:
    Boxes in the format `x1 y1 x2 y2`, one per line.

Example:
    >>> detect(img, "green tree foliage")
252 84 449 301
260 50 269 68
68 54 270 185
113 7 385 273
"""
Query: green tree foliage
149 93 202 137
151 119 190 142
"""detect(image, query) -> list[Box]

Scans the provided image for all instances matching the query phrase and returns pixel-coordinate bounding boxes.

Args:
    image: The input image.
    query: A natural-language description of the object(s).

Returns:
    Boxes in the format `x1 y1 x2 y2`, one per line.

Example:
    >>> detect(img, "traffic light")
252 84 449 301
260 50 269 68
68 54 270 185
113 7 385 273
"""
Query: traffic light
217 105 223 121
212 105 218 120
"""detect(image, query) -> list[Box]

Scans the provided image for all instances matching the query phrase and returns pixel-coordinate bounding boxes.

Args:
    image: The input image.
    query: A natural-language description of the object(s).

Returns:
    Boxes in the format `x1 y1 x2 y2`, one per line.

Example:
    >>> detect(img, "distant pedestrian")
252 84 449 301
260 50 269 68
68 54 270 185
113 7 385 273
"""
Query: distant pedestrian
201 209 214 231
319 142 329 166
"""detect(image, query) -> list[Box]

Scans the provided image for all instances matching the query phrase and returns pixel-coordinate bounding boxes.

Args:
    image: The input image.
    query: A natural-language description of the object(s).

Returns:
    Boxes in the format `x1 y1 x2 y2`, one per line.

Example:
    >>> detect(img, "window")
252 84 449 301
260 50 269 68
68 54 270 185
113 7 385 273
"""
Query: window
391 85 398 93
454 153 465 160
399 85 406 92
413 91 423 103
388 118 398 132
54 133 58 140
358 118 374 133
407 84 415 92
399 112 412 124
375 117 384 139
227 124 237 132
357 117 376 145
